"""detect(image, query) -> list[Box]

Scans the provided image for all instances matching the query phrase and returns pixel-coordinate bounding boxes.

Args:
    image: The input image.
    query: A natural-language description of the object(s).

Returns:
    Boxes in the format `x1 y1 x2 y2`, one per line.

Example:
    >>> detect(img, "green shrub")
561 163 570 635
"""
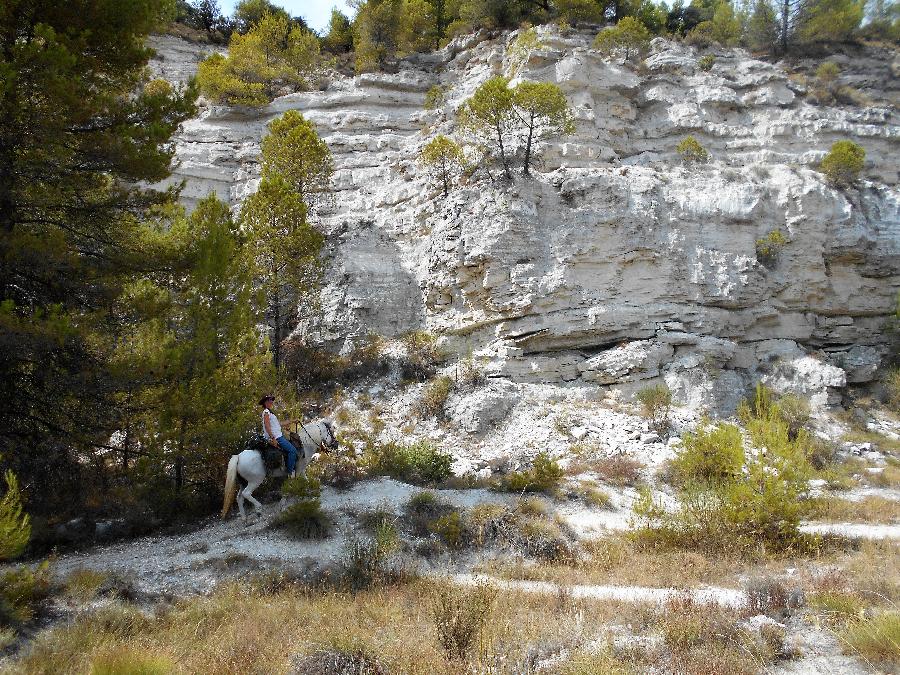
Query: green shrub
755 229 788 268
428 512 464 549
366 441 453 485
282 474 322 501
275 500 331 539
498 452 563 494
676 135 710 164
670 422 744 486
635 391 813 554
431 581 497 660
0 459 30 561
820 140 865 187
698 54 716 71
400 330 445 381
777 394 811 440
593 16 651 62
635 383 673 435
424 85 446 110
816 61 841 84
417 375 454 418
275 475 330 539
0 562 51 626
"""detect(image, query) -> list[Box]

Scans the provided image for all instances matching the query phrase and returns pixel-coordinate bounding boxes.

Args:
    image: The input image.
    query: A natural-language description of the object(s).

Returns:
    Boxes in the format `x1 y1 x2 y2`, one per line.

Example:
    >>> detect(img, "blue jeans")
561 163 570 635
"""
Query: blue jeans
276 436 298 474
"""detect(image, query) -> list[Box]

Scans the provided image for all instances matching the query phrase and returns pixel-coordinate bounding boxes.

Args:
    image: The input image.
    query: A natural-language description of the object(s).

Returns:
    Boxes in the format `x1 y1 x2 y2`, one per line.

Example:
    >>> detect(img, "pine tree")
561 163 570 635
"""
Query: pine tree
261 111 335 211
458 77 517 178
746 0 780 52
512 82 575 175
593 16 652 62
419 136 468 196
797 0 864 42
0 0 196 515
0 456 29 561
125 196 272 498
197 12 326 106
324 9 355 53
240 179 324 369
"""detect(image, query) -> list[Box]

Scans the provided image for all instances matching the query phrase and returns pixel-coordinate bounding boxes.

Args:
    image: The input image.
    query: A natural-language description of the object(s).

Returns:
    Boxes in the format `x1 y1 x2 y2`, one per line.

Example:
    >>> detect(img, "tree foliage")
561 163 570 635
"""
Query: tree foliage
323 8 355 53
0 0 196 516
593 16 652 62
687 1 742 46
458 77 517 177
121 196 273 496
233 0 292 33
197 12 326 106
512 81 575 175
261 111 335 210
420 135 467 196
820 140 865 187
240 178 324 369
0 457 29 561
797 0 865 42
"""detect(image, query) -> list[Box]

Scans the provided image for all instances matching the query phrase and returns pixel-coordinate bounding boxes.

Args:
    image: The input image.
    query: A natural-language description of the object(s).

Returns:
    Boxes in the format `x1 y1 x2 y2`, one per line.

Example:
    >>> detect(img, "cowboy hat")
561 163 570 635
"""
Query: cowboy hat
258 394 275 405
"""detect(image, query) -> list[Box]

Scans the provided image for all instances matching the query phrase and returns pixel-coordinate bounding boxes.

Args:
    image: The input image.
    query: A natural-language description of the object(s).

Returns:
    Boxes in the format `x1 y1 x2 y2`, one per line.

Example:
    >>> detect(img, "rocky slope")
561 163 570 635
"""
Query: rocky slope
150 28 900 413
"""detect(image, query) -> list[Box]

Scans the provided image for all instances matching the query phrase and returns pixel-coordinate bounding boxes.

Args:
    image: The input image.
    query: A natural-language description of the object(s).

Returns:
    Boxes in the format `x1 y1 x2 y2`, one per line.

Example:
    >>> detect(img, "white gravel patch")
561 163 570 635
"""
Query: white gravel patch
450 573 747 608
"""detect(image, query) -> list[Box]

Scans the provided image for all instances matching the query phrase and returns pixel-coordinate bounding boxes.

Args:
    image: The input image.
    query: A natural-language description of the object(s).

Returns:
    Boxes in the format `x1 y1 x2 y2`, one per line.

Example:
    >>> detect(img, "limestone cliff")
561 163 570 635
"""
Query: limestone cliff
150 27 899 412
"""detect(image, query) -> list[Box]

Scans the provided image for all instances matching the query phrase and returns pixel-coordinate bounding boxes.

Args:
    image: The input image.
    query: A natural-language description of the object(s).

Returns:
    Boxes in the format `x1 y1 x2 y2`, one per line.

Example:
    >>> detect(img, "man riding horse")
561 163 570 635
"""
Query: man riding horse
259 394 299 478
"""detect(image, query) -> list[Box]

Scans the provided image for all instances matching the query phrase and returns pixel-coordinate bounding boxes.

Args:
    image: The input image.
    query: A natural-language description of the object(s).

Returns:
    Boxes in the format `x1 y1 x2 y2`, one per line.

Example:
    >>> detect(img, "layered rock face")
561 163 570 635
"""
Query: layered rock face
150 29 900 412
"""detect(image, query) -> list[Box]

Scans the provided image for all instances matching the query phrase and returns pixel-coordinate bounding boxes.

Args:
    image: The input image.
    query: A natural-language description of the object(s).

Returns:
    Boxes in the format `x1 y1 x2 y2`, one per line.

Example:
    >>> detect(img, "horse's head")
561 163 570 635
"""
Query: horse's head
320 419 339 452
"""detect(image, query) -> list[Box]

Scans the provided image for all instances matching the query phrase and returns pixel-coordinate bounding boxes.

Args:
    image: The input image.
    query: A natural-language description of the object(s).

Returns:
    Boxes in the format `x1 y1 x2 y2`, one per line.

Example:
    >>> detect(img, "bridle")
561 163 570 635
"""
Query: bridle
296 420 338 454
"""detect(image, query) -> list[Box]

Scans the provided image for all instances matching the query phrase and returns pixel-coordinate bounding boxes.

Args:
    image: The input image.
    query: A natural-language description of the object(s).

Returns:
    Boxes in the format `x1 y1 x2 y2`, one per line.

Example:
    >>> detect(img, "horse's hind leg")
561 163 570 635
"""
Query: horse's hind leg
236 486 247 520
243 478 265 515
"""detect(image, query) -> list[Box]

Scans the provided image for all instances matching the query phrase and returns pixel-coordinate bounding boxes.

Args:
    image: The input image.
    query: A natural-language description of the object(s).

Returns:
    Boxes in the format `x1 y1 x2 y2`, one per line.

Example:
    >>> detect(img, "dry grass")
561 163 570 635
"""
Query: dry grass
63 569 108 603
11 581 638 675
591 455 644 487
479 536 751 589
805 496 900 523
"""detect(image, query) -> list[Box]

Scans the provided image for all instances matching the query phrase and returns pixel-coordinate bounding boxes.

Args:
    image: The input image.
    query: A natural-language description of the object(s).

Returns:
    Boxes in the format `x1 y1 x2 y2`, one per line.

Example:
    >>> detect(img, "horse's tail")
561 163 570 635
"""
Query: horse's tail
221 454 239 519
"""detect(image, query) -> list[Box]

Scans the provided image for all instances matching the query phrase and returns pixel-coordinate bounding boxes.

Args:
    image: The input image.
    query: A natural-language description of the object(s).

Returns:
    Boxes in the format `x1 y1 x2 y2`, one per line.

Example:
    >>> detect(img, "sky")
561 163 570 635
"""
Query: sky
219 0 355 32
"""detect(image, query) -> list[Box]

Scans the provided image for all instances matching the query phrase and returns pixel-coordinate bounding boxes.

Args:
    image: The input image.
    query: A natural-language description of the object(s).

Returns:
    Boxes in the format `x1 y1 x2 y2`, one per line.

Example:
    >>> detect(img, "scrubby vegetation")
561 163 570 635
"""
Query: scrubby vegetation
635 383 673 435
756 229 788 268
274 475 331 539
497 452 564 494
593 16 652 62
365 440 454 485
419 136 467 197
820 140 866 187
635 385 815 555
676 135 710 164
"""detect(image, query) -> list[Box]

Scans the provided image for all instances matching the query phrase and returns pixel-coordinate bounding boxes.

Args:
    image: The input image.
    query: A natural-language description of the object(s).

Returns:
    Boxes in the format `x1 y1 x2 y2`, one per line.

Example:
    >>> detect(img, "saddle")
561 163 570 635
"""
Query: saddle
247 434 285 473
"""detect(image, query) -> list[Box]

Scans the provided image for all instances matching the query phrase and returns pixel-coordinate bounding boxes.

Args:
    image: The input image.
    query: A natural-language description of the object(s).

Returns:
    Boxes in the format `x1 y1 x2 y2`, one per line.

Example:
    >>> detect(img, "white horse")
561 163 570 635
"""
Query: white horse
221 419 339 520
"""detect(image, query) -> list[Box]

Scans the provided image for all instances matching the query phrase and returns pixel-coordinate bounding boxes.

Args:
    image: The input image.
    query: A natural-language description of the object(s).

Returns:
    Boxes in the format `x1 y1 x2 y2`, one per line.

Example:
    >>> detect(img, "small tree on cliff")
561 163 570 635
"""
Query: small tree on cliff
512 82 575 175
593 17 652 63
458 76 516 178
420 136 467 196
677 136 710 164
261 111 335 210
820 140 865 187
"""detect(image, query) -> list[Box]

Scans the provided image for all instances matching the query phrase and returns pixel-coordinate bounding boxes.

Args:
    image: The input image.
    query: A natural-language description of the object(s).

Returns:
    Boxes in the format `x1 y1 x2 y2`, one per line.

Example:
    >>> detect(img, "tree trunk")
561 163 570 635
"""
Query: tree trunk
523 112 535 176
496 120 511 178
